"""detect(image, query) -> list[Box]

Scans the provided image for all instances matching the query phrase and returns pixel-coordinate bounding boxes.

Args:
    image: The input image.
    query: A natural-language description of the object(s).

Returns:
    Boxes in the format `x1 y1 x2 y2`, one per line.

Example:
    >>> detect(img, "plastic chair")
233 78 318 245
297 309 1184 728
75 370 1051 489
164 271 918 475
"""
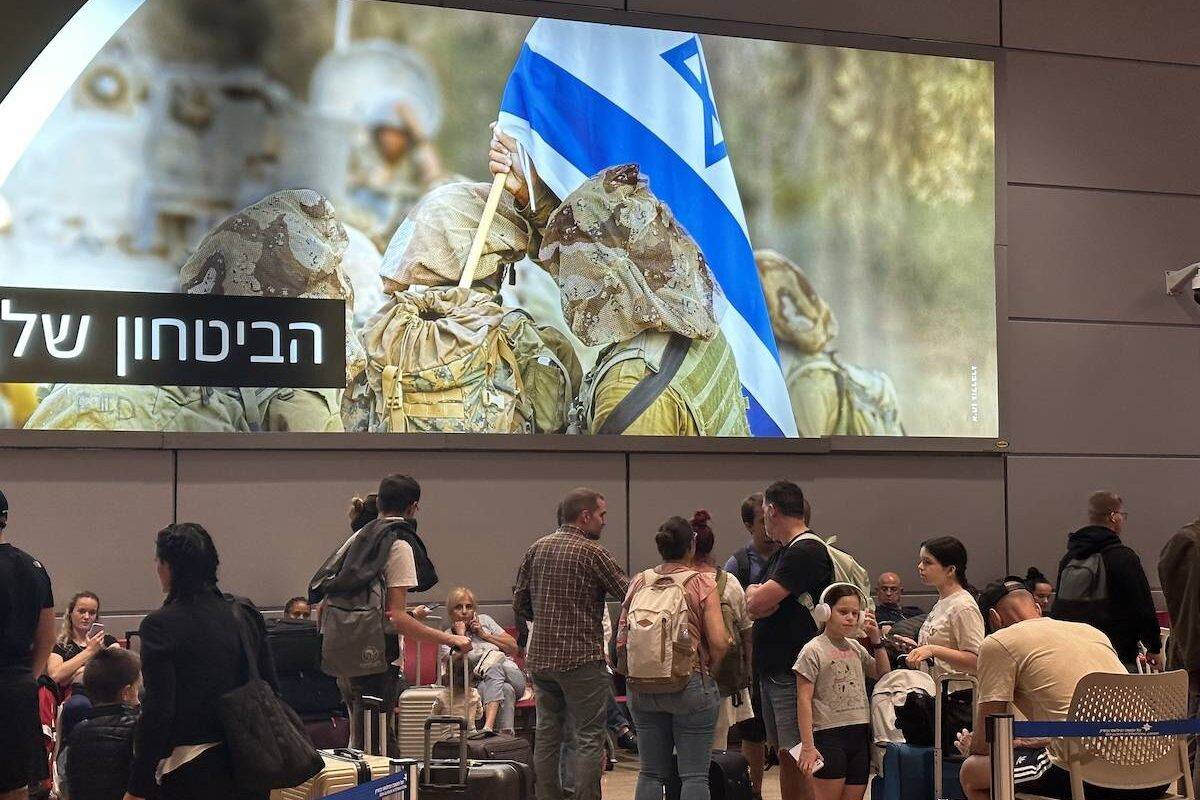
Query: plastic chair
1016 670 1195 800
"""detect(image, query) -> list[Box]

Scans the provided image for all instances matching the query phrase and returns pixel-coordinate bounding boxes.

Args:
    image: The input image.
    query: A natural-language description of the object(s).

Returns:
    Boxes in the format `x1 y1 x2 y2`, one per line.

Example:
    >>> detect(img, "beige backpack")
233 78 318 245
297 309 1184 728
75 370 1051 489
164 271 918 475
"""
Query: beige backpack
619 569 699 694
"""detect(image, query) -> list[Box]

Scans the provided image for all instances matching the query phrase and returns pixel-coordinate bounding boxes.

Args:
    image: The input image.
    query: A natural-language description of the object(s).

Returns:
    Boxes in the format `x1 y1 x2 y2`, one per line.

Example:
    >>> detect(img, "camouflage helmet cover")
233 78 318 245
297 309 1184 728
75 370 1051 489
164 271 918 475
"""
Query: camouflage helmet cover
378 181 530 289
754 249 837 355
179 189 363 384
538 164 717 347
180 189 351 301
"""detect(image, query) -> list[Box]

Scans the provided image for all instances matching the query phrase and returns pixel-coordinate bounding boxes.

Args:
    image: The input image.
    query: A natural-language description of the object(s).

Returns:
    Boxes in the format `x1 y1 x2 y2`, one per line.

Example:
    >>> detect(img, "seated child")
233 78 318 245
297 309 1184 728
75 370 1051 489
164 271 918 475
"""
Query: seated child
60 647 143 800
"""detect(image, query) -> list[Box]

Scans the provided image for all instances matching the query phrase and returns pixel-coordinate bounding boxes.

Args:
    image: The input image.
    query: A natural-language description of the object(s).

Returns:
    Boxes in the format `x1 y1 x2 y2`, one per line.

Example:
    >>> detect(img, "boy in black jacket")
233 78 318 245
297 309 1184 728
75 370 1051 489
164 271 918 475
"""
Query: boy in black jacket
60 647 146 800
1051 490 1162 671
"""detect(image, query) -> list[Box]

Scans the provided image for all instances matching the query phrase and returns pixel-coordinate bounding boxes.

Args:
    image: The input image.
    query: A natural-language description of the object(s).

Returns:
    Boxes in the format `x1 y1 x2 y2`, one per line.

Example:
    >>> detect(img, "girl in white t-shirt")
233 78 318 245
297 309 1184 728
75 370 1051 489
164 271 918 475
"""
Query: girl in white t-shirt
895 536 984 682
794 584 891 800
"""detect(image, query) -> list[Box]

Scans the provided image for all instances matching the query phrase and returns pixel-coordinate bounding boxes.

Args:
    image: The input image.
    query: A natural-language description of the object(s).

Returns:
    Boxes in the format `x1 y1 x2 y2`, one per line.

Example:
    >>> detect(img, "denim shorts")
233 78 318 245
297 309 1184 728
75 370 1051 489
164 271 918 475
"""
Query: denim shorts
759 670 801 752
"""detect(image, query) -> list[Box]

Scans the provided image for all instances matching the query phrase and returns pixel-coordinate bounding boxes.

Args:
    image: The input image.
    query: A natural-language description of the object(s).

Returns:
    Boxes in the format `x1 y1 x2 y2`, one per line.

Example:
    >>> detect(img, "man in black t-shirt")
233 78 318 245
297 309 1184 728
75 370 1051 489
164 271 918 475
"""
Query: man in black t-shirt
0 488 56 800
746 481 832 800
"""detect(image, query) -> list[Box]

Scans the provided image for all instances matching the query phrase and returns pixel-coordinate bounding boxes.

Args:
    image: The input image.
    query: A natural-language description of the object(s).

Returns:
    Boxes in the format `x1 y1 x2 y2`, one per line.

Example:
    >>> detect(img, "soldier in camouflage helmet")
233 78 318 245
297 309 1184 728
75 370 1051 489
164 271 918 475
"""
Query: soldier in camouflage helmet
537 164 750 437
343 93 449 251
756 249 904 437
344 181 580 434
26 190 359 432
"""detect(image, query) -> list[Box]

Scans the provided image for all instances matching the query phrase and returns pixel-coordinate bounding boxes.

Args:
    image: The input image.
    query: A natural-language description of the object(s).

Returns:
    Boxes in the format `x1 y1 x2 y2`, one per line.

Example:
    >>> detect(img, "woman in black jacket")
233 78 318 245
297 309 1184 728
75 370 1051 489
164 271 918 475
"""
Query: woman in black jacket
123 523 277 800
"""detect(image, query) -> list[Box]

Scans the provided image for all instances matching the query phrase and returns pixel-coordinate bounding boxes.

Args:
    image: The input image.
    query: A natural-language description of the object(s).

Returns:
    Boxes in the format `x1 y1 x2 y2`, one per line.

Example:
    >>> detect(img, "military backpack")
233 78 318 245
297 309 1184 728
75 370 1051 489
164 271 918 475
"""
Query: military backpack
360 287 576 434
791 352 904 436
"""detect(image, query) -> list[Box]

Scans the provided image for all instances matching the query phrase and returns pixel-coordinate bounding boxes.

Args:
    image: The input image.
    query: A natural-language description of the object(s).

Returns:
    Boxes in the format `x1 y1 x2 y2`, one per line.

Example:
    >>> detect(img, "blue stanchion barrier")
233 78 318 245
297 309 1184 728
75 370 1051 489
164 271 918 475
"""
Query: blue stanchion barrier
325 769 409 799
1012 719 1200 738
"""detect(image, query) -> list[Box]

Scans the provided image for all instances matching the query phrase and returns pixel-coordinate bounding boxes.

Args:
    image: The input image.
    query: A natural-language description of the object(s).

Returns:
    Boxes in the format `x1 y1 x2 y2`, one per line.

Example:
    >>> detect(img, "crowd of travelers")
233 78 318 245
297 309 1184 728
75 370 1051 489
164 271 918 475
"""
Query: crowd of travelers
0 478 1197 800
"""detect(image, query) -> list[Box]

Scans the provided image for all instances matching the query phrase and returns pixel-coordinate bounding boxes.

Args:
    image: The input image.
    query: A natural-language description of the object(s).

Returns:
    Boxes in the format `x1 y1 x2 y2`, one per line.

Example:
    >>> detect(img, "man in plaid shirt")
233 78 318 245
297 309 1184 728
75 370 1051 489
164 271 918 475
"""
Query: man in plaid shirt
514 487 629 800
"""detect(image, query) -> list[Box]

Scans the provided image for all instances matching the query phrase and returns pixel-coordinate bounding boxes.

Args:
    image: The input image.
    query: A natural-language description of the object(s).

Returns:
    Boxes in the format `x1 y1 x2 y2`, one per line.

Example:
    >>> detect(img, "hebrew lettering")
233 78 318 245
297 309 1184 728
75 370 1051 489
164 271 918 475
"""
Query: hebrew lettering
287 322 323 364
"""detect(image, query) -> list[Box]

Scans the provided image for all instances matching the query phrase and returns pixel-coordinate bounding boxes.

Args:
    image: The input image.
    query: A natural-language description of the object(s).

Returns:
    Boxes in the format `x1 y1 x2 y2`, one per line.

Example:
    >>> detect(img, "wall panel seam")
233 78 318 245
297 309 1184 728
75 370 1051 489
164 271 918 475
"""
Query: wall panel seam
1009 317 1200 330
1008 453 1200 460
1010 181 1200 201
1005 44 1200 71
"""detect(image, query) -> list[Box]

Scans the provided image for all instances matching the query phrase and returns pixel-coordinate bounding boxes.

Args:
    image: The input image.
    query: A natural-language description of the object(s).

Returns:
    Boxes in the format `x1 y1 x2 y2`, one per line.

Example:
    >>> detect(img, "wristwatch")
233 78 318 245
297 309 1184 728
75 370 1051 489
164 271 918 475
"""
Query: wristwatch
866 642 883 653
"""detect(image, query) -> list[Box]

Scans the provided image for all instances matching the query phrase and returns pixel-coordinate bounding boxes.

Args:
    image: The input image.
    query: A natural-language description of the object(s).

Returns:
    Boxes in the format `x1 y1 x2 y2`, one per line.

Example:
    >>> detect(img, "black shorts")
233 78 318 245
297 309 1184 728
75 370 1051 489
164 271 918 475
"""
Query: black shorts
734 679 766 744
813 724 870 785
0 671 42 792
1015 748 1167 800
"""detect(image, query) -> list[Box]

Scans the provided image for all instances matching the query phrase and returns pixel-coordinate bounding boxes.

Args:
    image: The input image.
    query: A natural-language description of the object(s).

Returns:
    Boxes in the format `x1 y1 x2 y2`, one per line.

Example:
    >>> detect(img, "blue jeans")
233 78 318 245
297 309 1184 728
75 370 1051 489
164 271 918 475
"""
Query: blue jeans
629 673 721 800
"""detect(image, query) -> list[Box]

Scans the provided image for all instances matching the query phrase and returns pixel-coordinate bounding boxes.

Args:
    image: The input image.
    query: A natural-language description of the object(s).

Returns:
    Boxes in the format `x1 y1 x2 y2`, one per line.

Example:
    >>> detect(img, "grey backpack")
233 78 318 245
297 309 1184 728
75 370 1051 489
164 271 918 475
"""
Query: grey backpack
318 575 390 678
1052 547 1113 627
311 525 393 679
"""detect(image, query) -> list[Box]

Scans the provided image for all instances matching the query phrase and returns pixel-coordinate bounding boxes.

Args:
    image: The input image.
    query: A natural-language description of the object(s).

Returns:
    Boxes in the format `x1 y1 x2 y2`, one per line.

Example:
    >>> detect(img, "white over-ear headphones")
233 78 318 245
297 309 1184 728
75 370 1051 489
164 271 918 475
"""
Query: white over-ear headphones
811 582 868 627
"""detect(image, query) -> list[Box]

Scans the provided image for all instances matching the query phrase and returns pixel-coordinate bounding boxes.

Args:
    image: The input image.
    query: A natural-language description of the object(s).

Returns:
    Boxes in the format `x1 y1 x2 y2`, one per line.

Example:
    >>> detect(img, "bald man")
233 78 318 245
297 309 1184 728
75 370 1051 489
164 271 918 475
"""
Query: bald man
874 572 920 631
957 578 1161 800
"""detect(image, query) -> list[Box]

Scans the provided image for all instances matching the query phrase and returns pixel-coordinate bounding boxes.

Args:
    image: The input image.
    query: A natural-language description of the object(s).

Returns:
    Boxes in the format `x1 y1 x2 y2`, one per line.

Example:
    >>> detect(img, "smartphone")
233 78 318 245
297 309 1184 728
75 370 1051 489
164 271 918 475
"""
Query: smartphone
88 622 104 638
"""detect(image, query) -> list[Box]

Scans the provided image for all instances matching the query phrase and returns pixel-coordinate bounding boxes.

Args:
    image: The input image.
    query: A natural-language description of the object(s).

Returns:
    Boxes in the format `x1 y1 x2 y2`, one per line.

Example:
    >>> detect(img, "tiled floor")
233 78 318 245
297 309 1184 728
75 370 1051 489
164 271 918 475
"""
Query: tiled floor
601 752 783 799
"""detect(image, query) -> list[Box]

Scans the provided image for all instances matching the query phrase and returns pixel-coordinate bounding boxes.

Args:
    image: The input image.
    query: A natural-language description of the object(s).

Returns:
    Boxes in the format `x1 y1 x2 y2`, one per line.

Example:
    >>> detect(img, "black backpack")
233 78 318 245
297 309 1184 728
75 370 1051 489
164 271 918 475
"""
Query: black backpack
1051 543 1117 626
730 546 754 591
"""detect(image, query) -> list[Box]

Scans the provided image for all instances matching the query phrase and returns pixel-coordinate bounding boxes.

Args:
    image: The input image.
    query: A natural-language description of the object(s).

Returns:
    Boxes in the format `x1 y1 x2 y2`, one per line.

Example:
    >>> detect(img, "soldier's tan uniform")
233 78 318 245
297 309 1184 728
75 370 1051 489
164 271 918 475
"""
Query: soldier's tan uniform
756 249 903 437
538 164 749 437
27 190 357 432
348 182 579 434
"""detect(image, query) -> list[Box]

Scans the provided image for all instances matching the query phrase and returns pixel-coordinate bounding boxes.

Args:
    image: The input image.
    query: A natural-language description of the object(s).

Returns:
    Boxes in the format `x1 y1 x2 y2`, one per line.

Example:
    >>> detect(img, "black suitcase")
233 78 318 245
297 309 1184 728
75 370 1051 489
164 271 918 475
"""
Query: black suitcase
666 749 753 800
420 716 533 800
267 618 322 673
431 732 532 770
278 672 343 716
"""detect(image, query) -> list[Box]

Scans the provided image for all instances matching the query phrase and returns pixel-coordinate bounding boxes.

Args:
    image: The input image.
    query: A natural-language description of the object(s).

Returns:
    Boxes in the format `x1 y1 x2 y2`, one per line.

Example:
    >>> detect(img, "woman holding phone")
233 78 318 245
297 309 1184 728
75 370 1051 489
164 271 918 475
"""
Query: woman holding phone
438 586 525 734
47 591 118 687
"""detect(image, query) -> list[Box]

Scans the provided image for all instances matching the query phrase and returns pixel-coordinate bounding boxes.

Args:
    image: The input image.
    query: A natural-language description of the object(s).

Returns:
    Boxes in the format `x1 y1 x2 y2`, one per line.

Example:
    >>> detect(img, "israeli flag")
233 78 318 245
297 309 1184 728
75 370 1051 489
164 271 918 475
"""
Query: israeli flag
498 19 799 438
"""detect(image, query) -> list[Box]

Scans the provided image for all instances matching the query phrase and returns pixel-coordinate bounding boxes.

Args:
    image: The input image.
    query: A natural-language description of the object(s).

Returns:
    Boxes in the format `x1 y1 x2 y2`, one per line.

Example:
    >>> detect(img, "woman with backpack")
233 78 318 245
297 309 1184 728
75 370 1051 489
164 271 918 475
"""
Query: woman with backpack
617 516 730 800
689 510 755 751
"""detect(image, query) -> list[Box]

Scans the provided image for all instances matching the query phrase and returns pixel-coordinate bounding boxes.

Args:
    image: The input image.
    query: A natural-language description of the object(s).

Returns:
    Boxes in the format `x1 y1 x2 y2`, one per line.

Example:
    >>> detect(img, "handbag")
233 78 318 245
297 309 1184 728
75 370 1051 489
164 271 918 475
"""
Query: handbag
894 684 973 752
219 600 324 792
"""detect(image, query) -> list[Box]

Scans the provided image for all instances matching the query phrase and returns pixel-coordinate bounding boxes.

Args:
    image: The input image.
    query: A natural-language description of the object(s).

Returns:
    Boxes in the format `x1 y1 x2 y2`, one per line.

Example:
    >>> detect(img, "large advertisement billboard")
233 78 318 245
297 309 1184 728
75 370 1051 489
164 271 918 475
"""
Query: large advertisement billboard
0 0 996 437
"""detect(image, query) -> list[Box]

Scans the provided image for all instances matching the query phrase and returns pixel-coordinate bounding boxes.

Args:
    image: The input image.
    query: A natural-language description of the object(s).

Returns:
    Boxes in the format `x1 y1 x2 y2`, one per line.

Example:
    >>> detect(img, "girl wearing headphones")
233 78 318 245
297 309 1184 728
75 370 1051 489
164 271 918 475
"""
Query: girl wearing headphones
793 584 890 800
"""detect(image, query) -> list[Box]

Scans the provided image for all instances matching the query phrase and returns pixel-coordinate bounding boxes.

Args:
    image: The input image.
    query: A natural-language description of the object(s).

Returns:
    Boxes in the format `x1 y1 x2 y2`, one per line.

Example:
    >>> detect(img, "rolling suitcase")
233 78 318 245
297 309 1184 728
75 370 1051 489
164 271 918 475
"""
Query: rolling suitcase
273 697 412 799
872 742 964 800
665 749 752 800
933 673 975 800
419 716 533 800
432 733 533 769
398 622 445 759
429 650 534 771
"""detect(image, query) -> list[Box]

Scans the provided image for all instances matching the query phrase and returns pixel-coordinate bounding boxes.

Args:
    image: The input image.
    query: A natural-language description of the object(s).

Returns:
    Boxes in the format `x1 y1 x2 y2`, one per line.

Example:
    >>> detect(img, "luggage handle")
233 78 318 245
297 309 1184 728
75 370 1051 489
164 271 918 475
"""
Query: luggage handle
361 695 388 758
445 642 472 710
422 716 469 788
934 672 977 800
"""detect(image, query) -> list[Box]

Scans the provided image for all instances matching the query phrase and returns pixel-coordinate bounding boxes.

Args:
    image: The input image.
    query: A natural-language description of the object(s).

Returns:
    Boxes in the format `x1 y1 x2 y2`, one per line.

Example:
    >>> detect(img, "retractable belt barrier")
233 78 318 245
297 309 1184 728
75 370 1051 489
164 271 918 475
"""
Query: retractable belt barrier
988 715 1200 800
1010 720 1200 738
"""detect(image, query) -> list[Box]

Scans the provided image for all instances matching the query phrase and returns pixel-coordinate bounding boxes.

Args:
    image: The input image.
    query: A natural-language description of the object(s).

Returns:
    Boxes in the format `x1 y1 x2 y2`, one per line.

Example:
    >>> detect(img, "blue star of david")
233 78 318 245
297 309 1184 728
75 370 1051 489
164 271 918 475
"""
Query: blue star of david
661 36 728 167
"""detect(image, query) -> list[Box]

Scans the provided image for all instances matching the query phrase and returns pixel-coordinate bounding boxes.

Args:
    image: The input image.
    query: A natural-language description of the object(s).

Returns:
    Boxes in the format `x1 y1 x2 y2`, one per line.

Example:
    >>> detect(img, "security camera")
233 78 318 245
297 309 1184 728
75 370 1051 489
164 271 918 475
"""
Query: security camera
1165 263 1200 304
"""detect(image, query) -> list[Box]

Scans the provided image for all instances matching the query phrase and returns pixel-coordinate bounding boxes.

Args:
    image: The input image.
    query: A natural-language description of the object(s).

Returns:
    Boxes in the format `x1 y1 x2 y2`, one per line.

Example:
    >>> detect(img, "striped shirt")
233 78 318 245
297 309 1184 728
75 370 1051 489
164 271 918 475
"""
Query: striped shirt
514 526 629 673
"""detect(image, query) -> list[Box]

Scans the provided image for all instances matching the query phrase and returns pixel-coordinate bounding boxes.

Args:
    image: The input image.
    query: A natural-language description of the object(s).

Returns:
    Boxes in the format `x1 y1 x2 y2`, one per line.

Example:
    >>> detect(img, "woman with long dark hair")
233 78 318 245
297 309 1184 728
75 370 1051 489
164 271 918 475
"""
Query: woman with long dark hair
123 523 276 800
896 536 984 680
